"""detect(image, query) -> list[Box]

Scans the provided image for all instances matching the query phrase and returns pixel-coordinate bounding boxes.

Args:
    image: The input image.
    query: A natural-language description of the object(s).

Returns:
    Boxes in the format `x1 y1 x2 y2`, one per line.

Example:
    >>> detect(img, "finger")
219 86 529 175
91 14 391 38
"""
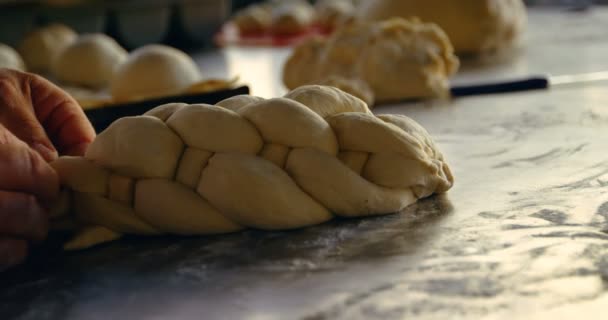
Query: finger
28 73 96 156
0 70 57 161
0 124 59 201
0 238 28 271
0 190 48 241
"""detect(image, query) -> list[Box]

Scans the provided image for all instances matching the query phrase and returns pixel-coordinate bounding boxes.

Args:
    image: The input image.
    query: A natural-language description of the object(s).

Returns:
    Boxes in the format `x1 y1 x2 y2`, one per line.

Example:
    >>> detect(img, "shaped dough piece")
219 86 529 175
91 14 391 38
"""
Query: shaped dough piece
315 0 355 30
282 18 459 102
272 0 315 35
50 156 109 195
85 116 184 179
18 24 77 72
175 148 212 188
63 226 122 250
144 102 188 121
198 153 333 230
359 0 527 54
72 192 160 235
318 76 375 107
108 174 135 205
238 98 339 155
0 43 26 71
166 104 263 154
53 34 127 88
232 4 273 34
110 45 202 102
284 84 371 118
286 148 417 217
216 95 265 113
282 36 327 90
135 179 242 234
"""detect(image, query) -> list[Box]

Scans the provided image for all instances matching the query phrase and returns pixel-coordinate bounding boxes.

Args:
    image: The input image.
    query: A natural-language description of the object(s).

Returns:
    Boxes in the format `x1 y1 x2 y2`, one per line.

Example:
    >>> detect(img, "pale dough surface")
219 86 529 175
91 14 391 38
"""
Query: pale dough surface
50 85 454 250
110 45 202 102
52 33 128 88
283 18 459 104
358 0 527 54
0 43 25 71
18 24 77 73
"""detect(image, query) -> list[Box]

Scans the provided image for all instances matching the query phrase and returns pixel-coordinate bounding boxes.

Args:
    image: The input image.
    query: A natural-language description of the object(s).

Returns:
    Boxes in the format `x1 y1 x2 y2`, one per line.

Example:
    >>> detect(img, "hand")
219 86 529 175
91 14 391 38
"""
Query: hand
0 68 95 270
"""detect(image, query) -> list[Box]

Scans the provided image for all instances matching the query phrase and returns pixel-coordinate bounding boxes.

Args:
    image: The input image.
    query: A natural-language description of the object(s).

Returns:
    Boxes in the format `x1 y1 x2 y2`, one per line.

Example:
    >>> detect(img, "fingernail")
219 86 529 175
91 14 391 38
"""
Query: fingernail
33 142 58 162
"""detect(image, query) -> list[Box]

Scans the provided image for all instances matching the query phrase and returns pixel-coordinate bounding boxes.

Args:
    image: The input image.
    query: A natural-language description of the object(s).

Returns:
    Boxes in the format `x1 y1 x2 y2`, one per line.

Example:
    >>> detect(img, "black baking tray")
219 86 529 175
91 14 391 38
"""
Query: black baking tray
85 85 250 133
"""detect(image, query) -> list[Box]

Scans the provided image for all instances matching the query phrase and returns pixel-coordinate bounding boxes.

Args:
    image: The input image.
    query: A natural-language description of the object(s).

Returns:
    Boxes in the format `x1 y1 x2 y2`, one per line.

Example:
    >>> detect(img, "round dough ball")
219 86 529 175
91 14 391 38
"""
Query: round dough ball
0 43 25 71
271 0 315 35
110 45 202 102
358 0 527 54
232 4 273 34
18 24 77 73
53 33 128 88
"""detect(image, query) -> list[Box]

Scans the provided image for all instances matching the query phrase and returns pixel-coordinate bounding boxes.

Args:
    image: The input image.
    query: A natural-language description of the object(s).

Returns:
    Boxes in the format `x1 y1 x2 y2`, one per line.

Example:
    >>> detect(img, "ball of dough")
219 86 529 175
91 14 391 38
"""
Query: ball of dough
0 43 25 71
18 24 77 73
232 4 273 34
283 18 459 102
315 0 355 30
53 33 128 88
271 0 315 35
110 45 202 102
358 0 527 54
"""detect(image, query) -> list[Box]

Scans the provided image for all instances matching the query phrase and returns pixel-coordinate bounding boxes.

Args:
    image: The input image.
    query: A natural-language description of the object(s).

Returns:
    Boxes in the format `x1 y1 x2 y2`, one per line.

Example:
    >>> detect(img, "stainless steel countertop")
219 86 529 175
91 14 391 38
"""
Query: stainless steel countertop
2 8 608 320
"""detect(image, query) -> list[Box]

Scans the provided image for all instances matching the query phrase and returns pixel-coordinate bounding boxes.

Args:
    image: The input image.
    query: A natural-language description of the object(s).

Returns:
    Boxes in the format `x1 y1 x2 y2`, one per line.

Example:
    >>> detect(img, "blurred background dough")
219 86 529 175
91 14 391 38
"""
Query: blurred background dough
0 43 25 71
358 0 527 54
110 44 202 102
18 24 77 73
52 33 128 88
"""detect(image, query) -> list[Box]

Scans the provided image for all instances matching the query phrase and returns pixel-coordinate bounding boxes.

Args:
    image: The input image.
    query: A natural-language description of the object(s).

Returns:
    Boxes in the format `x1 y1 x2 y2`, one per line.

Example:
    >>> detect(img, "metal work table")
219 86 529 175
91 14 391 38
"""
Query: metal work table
2 8 608 320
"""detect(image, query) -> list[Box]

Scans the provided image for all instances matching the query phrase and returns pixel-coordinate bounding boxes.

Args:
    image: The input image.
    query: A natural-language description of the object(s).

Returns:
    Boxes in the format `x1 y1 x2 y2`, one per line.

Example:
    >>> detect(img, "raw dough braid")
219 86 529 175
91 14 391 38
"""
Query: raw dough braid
51 85 453 250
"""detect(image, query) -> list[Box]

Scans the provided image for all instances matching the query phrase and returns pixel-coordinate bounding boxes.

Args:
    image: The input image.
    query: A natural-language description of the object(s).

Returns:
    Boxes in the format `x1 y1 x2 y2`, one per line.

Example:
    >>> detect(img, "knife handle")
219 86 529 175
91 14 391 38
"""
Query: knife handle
450 77 549 97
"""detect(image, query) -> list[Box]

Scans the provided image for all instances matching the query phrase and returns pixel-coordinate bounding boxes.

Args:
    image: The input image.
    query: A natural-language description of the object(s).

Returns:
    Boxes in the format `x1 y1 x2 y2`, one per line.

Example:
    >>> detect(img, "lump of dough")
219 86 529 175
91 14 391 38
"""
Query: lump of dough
271 0 315 35
110 45 202 102
282 35 327 90
315 0 355 30
52 33 127 88
283 18 459 102
232 4 273 34
85 116 184 179
18 24 77 73
0 43 26 71
358 0 527 54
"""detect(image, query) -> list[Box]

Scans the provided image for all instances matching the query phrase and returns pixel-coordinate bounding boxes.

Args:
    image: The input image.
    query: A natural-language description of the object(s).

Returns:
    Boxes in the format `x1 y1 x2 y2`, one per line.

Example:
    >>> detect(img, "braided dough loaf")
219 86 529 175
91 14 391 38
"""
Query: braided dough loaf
51 85 453 250
358 0 527 54
283 18 459 104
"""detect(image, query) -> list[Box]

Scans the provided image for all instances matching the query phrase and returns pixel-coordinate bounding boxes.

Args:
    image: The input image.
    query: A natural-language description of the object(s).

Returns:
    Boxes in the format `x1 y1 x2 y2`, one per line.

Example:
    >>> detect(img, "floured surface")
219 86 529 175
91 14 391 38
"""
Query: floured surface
2 8 608 320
